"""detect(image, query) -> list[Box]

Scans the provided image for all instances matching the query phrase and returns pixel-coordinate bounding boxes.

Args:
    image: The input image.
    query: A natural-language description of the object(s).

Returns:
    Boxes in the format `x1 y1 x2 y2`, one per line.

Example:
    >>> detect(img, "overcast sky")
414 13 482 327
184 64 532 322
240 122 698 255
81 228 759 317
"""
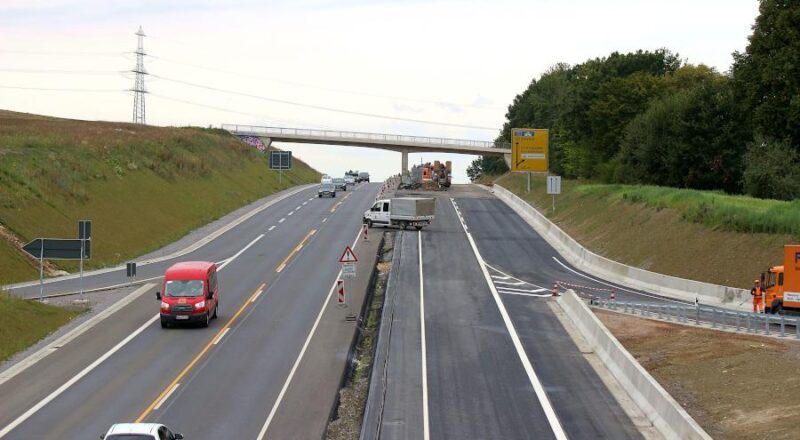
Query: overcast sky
0 0 760 182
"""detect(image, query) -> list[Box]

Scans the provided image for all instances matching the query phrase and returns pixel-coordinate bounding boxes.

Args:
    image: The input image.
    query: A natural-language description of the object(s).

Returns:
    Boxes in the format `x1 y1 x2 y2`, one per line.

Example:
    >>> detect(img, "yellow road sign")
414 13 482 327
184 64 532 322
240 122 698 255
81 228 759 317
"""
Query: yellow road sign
511 128 549 172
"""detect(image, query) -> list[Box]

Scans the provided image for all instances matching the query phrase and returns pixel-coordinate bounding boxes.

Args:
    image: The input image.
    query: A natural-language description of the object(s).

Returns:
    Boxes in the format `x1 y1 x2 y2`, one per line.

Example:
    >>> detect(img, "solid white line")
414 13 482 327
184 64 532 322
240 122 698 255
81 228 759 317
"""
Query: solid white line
450 198 568 440
419 230 430 440
218 233 264 271
212 328 231 345
497 286 549 294
0 313 160 438
551 257 685 304
268 225 276 231
256 228 363 440
153 383 180 410
279 218 286 223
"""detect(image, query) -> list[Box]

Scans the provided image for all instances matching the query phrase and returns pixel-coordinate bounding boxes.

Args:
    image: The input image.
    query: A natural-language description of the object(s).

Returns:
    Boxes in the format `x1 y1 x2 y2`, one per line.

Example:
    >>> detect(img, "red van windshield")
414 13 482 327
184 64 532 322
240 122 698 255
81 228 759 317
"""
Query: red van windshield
164 280 204 298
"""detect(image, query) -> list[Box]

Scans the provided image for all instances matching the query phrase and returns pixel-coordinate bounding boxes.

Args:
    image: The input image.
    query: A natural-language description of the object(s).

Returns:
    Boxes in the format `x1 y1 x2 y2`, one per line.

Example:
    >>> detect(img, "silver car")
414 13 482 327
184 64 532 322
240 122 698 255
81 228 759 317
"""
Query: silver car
318 183 336 198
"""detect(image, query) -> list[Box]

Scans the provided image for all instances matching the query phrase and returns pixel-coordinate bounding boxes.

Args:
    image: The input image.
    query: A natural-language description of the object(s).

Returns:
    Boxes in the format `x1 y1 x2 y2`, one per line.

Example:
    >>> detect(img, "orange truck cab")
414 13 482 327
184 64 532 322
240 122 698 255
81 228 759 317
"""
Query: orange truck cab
762 245 800 315
156 261 219 328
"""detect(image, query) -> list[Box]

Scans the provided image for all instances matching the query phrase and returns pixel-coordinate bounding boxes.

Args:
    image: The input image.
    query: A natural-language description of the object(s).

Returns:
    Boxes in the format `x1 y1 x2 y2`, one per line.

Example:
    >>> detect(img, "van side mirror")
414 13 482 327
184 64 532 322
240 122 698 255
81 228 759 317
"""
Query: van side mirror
206 290 214 299
155 291 161 300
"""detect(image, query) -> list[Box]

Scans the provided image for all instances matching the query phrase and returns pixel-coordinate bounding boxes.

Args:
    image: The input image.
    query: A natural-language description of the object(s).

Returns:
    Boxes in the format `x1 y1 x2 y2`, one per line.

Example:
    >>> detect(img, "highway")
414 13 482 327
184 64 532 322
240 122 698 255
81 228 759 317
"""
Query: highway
364 186 652 439
0 182 381 439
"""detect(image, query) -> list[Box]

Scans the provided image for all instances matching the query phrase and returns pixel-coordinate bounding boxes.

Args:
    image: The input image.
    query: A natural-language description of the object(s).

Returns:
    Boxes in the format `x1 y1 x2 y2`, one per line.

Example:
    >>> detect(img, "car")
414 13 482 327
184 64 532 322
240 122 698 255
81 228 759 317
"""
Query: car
157 261 219 328
358 171 370 183
318 183 336 197
321 175 332 184
101 423 183 440
344 175 356 186
332 177 347 191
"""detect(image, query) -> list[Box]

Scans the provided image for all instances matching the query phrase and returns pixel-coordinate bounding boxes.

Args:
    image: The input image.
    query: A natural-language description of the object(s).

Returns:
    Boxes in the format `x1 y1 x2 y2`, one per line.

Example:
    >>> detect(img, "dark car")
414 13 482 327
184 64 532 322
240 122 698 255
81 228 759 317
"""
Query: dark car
318 183 336 198
332 178 347 191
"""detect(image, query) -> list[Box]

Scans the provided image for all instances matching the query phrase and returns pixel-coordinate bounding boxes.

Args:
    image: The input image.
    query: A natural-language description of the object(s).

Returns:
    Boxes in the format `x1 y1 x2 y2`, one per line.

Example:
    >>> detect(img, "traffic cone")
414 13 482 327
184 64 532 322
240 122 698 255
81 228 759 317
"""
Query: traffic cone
552 283 559 296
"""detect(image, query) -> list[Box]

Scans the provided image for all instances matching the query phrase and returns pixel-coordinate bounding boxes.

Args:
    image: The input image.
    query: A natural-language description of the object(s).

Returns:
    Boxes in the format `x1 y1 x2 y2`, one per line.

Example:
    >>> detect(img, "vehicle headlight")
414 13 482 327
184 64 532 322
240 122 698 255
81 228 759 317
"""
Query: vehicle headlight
194 301 205 309
160 301 169 309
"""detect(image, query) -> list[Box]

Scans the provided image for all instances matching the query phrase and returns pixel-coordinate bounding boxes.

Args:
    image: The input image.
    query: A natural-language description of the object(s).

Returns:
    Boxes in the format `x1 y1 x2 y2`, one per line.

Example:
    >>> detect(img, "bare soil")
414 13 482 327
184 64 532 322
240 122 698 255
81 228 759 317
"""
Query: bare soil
595 309 800 439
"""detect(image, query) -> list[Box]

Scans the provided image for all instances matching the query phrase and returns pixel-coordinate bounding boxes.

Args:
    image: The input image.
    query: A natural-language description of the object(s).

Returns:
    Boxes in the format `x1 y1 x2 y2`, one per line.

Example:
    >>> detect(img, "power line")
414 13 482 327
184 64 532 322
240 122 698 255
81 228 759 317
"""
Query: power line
0 85 121 92
150 74 498 131
0 68 123 75
149 54 504 111
0 49 123 57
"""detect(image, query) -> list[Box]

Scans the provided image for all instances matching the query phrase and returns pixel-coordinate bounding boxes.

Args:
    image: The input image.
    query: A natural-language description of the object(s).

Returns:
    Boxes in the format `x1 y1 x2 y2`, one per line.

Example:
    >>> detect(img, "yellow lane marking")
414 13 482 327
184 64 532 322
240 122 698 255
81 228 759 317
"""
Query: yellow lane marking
275 229 317 273
135 282 266 422
329 192 352 213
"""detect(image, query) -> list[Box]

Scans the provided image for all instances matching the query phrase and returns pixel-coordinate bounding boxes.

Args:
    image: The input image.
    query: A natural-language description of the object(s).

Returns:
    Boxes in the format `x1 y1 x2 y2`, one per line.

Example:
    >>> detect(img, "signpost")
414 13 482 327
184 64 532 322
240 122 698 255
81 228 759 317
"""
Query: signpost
127 262 137 286
269 150 292 185
338 246 358 309
511 128 550 192
78 220 91 301
22 235 92 301
547 175 562 212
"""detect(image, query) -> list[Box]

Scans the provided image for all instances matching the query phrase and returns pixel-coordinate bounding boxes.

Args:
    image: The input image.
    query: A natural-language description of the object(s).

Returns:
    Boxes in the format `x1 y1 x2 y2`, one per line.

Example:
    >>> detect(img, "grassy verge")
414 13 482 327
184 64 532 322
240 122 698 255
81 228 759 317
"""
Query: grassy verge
494 173 794 288
0 292 84 361
326 233 393 440
595 309 800 439
0 110 319 284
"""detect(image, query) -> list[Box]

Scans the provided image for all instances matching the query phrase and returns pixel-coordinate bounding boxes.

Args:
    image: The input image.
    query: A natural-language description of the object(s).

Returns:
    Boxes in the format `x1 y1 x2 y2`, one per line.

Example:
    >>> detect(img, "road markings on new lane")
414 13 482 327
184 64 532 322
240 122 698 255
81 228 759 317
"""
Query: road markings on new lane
212 328 231 345
275 229 317 273
256 227 364 440
450 198 568 440
268 225 276 231
485 264 551 298
329 192 352 213
218 233 264 271
0 312 160 439
153 383 180 410
418 230 431 440
135 282 267 422
251 285 265 303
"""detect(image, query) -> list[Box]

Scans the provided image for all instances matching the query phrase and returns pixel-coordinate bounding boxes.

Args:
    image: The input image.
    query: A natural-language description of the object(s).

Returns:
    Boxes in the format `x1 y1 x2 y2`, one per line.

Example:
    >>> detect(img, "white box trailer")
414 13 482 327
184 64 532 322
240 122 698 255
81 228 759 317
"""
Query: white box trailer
364 197 435 230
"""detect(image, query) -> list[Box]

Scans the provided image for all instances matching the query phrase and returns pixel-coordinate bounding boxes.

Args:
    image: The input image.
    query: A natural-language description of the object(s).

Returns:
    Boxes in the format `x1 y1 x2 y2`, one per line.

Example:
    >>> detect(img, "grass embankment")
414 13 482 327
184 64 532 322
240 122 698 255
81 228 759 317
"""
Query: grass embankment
0 110 319 285
494 173 797 288
596 310 800 439
0 293 83 361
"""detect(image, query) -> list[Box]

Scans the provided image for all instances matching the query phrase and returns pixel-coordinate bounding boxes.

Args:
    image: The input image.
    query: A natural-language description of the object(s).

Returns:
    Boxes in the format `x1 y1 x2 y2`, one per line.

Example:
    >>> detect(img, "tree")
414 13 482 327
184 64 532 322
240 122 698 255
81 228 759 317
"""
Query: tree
732 0 800 147
467 156 508 182
742 135 800 200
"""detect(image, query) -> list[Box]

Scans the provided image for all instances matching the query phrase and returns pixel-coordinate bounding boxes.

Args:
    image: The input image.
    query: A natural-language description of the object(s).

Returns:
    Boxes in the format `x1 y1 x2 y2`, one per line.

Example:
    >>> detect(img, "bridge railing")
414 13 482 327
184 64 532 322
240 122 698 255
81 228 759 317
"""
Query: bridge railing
222 124 511 150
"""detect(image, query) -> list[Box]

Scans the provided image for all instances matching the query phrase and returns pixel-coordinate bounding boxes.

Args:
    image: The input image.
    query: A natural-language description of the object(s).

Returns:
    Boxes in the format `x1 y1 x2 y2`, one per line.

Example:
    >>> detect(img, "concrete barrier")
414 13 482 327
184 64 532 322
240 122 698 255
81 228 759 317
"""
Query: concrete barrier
558 290 712 440
491 184 749 310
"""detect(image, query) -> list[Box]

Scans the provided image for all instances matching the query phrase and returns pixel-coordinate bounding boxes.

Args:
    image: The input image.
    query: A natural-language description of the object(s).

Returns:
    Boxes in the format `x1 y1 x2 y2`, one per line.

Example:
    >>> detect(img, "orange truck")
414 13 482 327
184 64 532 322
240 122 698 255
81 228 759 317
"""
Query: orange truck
762 244 800 314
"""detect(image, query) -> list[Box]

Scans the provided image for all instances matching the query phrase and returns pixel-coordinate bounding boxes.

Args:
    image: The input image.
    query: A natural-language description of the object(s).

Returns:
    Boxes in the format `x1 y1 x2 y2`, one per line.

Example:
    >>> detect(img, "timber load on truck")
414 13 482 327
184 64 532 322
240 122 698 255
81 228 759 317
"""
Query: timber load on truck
761 244 800 314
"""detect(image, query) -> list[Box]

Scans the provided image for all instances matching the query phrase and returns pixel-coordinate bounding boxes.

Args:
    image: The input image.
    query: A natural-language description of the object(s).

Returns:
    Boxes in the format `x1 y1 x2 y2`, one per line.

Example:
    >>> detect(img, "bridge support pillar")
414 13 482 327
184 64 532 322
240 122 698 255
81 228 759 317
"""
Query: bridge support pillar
503 153 512 170
401 150 409 175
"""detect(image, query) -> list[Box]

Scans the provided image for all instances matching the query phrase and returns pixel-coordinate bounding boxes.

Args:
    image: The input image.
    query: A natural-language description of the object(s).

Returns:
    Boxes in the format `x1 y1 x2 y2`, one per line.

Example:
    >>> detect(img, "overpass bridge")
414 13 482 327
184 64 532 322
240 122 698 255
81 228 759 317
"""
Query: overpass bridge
222 124 511 173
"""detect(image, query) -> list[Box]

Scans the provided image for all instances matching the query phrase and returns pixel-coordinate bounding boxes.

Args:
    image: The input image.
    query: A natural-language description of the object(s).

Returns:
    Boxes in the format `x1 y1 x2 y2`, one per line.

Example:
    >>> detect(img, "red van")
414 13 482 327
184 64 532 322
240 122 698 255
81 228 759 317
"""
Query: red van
156 261 219 328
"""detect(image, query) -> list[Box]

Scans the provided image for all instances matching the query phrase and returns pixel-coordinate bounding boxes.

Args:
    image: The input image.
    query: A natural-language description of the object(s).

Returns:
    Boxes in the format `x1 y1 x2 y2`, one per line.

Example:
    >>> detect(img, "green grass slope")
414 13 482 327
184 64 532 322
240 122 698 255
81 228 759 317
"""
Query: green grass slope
0 293 83 361
495 173 797 288
0 110 319 284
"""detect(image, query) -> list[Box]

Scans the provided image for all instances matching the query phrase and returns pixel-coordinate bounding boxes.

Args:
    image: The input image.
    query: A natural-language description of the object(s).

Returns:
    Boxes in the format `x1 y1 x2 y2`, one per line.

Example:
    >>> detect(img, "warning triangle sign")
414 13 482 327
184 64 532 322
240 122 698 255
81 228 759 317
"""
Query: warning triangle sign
339 245 358 263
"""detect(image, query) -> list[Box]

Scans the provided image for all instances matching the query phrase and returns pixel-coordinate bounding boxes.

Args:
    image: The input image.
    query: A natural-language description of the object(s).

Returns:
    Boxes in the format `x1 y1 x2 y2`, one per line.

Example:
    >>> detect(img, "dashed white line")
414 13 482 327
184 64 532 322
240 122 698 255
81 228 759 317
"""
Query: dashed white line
153 383 180 410
288 211 294 216
322 217 328 223
212 328 231 345
450 198 568 440
251 287 265 303
296 205 302 210
279 218 286 223
302 201 308 206
268 226 276 231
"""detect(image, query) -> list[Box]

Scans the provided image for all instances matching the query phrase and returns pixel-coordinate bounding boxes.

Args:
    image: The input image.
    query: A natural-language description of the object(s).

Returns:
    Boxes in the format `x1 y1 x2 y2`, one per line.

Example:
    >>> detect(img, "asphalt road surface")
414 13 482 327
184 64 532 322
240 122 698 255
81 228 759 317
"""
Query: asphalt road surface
0 182 380 439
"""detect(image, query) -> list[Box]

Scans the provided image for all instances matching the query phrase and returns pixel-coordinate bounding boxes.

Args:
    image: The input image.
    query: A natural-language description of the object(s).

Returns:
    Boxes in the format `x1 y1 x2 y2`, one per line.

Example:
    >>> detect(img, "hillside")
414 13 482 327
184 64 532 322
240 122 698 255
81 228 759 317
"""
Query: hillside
0 110 319 285
495 173 797 288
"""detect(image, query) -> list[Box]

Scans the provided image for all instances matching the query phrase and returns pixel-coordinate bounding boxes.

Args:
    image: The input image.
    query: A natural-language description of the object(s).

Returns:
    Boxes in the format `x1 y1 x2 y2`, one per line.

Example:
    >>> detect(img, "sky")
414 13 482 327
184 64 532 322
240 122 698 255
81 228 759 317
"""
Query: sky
0 0 760 183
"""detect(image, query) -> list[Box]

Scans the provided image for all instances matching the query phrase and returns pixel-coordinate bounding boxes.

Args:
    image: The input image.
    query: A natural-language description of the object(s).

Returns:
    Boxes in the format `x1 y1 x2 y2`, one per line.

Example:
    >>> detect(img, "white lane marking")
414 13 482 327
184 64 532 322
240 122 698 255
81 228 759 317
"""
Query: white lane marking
322 218 328 223
419 230 431 440
268 225 276 231
153 383 180 410
450 198 568 440
288 211 294 216
296 205 302 210
250 287 265 303
493 280 527 286
308 197 314 201
218 234 264 271
302 201 308 206
485 263 547 290
551 257 685 304
0 282 157 388
212 328 231 345
491 275 513 280
0 313 160 438
256 228 363 440
497 286 550 294
498 290 553 298
279 218 286 223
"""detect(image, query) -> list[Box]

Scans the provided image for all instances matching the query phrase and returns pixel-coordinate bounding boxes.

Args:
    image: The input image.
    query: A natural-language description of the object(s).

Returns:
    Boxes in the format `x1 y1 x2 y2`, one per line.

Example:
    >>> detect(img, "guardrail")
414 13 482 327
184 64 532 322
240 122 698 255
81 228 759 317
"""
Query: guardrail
594 299 800 338
222 124 511 150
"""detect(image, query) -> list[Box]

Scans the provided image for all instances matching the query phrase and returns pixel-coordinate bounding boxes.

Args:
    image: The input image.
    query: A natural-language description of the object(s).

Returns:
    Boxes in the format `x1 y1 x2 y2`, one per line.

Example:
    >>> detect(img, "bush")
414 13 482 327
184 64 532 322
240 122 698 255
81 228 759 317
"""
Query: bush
743 136 800 200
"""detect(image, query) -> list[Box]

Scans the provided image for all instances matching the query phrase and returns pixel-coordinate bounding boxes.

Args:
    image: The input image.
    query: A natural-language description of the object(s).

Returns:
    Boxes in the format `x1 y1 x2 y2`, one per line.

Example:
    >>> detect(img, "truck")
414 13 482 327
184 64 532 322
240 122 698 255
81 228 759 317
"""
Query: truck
363 197 435 230
358 171 370 183
761 244 800 314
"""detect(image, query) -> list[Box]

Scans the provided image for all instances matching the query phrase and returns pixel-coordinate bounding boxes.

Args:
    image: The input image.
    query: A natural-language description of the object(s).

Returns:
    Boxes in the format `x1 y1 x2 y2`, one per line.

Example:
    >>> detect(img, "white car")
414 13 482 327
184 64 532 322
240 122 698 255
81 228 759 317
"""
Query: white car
344 175 356 185
101 423 184 440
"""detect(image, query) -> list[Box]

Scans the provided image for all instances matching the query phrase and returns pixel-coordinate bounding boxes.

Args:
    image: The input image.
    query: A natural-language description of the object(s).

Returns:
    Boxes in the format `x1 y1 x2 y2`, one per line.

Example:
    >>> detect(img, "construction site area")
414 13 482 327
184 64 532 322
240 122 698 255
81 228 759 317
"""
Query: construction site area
399 160 452 190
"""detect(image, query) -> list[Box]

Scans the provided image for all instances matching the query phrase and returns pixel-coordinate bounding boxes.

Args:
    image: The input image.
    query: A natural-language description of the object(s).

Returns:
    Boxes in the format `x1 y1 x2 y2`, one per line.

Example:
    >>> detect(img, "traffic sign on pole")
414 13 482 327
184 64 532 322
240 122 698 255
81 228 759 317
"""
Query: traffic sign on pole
22 238 89 260
342 263 356 278
339 246 358 263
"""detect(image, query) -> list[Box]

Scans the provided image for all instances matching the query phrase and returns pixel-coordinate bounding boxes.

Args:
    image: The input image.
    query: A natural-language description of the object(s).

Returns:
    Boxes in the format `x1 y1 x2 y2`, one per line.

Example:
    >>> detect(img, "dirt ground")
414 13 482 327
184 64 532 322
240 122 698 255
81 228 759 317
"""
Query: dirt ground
595 309 800 440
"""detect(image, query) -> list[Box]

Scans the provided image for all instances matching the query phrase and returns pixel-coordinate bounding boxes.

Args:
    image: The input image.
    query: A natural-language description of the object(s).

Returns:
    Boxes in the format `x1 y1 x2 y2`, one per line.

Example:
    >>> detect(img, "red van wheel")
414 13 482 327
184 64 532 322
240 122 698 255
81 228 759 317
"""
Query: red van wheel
201 313 210 328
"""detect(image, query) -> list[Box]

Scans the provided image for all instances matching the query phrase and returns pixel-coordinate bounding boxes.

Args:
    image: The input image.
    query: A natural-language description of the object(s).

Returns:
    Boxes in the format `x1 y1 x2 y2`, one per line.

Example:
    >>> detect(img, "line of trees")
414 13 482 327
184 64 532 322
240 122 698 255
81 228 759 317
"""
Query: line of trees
470 0 800 200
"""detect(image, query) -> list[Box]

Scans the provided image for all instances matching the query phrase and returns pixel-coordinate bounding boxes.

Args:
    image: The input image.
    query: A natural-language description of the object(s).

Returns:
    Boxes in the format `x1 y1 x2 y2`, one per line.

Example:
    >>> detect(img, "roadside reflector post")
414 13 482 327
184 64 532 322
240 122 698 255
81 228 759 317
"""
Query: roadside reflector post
552 283 558 297
610 289 616 302
363 223 368 241
337 279 345 306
